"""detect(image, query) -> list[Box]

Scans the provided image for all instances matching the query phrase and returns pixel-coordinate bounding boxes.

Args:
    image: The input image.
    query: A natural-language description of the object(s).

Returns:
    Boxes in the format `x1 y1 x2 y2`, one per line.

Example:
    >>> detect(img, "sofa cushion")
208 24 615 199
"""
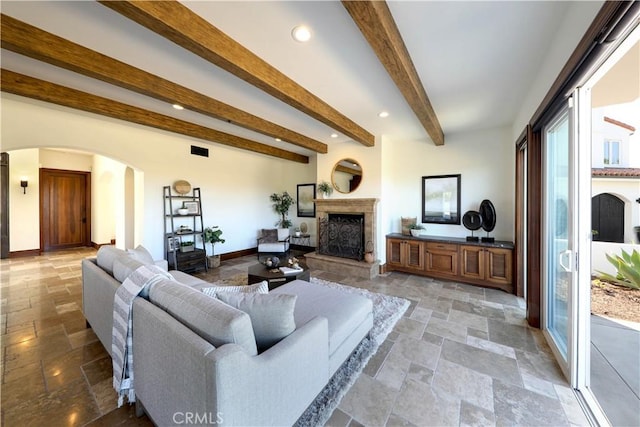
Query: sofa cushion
113 256 146 283
260 228 278 243
127 245 154 265
216 292 297 352
96 245 129 275
201 281 268 297
272 280 373 356
149 279 258 356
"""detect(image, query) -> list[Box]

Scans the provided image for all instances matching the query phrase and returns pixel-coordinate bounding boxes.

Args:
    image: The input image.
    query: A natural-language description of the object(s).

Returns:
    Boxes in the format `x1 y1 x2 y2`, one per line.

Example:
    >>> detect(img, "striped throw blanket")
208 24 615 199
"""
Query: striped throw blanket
112 264 174 407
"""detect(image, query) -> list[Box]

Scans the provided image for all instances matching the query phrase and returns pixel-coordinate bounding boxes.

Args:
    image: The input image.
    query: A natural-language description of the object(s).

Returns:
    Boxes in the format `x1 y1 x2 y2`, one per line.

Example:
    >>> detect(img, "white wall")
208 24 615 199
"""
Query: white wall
3 94 517 265
40 148 92 171
384 127 515 243
592 241 640 276
91 155 125 246
1 94 318 260
512 1 604 140
7 149 39 252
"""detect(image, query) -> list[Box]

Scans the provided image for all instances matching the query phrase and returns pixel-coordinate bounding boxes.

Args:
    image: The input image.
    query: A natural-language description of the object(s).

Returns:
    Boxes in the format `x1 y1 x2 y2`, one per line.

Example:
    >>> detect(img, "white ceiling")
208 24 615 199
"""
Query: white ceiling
1 1 583 158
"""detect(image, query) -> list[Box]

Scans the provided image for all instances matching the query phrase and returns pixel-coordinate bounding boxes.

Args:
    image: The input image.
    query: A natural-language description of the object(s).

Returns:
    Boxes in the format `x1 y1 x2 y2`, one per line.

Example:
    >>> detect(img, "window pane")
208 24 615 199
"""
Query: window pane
611 141 620 165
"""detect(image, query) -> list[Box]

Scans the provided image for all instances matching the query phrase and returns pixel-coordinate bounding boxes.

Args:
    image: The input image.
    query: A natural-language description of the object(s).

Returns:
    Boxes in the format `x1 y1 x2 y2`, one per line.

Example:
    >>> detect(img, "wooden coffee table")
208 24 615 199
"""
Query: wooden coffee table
247 263 310 290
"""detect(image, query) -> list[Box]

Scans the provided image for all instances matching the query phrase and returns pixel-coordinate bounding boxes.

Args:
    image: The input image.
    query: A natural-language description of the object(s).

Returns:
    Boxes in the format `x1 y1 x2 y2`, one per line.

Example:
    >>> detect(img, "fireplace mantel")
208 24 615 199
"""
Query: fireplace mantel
306 198 380 279
314 198 378 250
314 198 379 212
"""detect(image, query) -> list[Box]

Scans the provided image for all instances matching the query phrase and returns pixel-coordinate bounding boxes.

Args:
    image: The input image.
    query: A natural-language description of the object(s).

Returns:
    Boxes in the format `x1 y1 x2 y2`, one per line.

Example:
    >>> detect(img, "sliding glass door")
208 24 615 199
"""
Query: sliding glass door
543 103 576 375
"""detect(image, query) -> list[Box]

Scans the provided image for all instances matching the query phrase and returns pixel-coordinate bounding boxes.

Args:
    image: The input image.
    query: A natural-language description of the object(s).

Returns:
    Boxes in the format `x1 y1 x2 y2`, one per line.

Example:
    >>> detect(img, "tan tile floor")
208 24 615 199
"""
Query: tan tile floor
1 248 590 426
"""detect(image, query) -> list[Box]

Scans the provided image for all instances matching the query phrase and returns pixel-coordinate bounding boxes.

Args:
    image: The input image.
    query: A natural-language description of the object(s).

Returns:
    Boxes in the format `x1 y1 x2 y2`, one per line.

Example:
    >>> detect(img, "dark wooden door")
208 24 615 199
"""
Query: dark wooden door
40 169 91 251
592 193 624 243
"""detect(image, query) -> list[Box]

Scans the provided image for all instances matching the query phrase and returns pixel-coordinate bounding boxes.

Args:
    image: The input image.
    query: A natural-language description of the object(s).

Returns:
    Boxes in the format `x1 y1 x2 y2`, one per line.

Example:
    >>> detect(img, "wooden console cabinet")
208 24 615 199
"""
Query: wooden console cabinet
386 238 424 273
386 234 514 293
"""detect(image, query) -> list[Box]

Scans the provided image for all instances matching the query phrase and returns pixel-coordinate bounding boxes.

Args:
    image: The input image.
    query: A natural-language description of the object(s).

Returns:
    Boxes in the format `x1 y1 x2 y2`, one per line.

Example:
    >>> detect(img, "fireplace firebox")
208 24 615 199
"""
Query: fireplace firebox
318 213 365 260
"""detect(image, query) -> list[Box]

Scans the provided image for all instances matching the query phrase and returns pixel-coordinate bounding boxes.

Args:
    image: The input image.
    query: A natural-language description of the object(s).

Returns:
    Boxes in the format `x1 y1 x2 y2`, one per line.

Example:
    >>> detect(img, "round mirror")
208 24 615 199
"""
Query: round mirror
331 158 363 194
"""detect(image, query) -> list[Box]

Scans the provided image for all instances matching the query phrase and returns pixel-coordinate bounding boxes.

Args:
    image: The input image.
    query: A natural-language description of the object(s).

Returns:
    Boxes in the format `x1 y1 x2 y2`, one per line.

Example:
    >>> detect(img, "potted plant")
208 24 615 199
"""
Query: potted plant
270 192 295 229
317 181 333 199
180 241 194 253
203 226 225 268
408 223 425 237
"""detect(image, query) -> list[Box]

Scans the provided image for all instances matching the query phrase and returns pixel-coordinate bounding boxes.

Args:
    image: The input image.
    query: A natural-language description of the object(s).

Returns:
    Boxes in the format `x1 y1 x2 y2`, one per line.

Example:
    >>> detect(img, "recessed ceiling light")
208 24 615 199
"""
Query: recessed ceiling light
330 133 338 138
275 138 282 142
378 111 389 118
291 25 312 42
172 104 184 110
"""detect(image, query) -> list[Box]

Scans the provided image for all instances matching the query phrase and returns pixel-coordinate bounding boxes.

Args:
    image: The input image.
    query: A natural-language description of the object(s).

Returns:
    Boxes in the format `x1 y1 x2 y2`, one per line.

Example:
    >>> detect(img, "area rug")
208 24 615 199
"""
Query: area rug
293 278 410 426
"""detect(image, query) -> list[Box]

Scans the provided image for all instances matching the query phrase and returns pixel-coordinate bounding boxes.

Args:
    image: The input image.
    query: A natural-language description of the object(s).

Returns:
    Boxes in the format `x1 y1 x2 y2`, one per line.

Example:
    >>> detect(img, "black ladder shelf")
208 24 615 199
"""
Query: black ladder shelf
163 186 207 273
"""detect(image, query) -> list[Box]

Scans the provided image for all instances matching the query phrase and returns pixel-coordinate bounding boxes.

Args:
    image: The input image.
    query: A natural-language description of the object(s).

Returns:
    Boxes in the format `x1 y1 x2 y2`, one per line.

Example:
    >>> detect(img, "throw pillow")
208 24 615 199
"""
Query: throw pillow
201 280 269 298
127 245 154 265
112 256 145 283
216 292 297 352
261 228 278 243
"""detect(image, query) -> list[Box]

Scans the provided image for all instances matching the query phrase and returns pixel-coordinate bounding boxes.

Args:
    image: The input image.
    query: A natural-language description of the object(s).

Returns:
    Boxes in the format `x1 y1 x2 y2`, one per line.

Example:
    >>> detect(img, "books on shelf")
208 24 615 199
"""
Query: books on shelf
279 266 303 275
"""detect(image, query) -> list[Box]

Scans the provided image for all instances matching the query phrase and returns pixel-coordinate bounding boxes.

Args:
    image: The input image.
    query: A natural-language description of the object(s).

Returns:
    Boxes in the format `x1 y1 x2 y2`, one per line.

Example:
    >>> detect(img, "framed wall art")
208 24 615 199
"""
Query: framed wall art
297 183 316 217
167 236 180 252
182 201 199 215
422 174 461 224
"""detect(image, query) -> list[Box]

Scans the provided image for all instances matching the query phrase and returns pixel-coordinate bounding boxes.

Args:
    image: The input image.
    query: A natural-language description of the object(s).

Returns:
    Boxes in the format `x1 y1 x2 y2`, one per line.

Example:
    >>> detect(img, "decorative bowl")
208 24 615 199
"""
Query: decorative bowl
177 208 189 215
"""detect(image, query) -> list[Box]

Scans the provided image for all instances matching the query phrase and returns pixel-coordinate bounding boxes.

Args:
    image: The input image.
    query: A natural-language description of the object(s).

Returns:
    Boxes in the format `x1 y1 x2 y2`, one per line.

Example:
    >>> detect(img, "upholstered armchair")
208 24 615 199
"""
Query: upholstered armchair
257 228 290 260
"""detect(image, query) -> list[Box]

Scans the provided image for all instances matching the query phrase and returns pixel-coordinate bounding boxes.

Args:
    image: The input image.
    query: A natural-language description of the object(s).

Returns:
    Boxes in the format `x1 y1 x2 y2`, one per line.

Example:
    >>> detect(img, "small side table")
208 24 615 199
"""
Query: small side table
291 233 311 247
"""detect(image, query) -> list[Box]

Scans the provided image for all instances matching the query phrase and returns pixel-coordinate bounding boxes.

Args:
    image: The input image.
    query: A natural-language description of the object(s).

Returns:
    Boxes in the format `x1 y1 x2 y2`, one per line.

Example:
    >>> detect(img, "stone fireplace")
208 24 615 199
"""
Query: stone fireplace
305 198 379 279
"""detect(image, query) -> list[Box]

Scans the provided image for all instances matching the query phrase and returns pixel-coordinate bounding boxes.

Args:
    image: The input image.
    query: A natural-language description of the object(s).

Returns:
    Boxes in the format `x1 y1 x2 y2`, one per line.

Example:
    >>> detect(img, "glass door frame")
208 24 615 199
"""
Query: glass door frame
541 100 578 380
572 24 640 426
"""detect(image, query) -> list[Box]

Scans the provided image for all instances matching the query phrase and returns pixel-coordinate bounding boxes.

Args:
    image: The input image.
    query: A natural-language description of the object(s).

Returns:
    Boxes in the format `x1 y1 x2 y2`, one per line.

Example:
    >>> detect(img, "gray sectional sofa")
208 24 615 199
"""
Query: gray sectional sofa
82 245 373 426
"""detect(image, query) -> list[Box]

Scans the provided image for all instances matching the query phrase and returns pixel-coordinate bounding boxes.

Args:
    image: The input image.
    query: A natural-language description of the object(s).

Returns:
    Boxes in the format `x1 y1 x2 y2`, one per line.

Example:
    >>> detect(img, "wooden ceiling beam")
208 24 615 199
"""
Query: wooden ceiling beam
1 70 309 164
342 1 445 146
0 14 326 154
99 0 375 147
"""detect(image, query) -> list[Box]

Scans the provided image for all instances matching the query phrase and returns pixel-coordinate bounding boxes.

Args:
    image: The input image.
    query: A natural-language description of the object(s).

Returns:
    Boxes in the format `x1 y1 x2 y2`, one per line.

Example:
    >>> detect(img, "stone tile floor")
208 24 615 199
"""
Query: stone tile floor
0 248 590 426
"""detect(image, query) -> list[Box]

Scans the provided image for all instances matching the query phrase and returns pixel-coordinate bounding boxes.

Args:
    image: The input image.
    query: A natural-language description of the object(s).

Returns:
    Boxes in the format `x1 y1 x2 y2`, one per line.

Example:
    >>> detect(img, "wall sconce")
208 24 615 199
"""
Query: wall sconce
20 179 28 194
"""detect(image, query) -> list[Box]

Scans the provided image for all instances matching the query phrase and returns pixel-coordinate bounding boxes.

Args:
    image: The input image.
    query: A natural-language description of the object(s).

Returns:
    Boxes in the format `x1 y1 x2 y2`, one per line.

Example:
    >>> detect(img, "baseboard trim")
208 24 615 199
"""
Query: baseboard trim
8 249 41 258
91 241 114 249
220 248 256 261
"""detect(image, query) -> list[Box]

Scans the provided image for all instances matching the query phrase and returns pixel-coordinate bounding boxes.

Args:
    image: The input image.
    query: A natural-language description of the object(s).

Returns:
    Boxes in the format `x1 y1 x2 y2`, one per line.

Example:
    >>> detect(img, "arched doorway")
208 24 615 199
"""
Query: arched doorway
591 193 624 243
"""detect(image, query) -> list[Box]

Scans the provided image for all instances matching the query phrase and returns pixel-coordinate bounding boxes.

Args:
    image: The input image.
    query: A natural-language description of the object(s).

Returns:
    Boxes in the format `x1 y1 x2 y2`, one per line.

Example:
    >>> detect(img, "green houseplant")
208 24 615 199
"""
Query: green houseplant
597 248 640 290
270 192 295 229
180 240 194 253
317 181 333 198
204 226 225 268
408 222 425 237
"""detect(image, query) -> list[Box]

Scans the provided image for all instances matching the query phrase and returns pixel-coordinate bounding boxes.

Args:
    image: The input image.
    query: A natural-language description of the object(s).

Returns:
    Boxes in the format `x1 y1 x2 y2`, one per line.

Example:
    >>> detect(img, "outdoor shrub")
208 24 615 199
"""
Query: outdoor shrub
597 249 640 290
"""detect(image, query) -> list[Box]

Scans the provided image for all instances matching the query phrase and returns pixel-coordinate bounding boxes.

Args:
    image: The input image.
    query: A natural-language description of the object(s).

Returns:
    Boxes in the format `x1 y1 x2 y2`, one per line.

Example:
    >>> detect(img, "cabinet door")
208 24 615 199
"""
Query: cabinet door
425 242 458 276
405 240 425 271
485 247 512 285
387 239 404 268
460 245 484 280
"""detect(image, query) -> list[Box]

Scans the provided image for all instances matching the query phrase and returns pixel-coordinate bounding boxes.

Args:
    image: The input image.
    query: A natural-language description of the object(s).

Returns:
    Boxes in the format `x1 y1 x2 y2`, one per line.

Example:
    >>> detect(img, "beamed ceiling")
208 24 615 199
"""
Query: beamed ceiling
1 1 594 162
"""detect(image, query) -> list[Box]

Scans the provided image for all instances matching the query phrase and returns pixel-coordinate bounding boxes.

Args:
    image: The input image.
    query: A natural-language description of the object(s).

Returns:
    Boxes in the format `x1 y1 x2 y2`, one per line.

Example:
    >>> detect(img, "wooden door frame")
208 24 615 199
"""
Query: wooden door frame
1 152 8 258
39 168 91 251
515 127 527 298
